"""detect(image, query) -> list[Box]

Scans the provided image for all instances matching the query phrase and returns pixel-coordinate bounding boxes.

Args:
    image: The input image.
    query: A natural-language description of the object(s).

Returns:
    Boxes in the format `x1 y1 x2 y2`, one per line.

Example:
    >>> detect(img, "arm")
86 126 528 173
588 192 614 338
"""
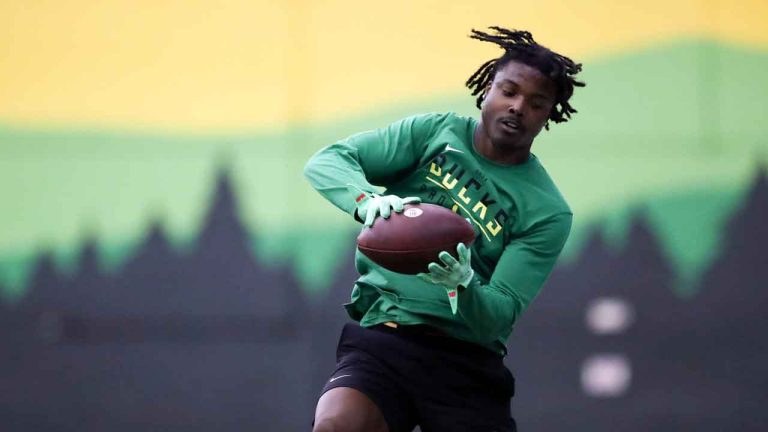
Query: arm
439 213 572 341
303 114 440 218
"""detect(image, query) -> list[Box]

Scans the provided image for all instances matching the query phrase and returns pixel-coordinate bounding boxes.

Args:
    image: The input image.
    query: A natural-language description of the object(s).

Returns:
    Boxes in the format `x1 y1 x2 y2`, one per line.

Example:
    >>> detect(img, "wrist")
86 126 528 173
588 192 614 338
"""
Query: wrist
353 192 372 222
457 269 474 292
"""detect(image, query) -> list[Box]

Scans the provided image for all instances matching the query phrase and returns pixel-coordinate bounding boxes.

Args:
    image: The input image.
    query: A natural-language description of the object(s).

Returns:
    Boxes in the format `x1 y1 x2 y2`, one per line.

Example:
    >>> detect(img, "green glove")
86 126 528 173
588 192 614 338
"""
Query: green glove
417 243 474 315
355 193 421 227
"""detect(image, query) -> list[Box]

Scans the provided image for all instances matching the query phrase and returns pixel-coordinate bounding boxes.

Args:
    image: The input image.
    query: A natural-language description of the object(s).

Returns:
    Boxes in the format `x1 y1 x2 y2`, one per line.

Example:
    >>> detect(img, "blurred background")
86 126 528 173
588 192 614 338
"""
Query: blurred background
1 0 767 430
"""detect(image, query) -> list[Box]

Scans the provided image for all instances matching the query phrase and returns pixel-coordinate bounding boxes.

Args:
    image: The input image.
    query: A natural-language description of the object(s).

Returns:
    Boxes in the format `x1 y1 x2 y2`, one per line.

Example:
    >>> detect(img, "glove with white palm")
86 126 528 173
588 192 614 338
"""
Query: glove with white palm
417 243 474 315
354 193 421 227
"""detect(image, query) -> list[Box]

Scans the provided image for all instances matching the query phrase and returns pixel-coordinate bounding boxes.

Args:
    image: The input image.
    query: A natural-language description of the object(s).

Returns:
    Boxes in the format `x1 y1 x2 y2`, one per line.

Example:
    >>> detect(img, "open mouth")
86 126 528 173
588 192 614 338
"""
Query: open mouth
499 118 522 133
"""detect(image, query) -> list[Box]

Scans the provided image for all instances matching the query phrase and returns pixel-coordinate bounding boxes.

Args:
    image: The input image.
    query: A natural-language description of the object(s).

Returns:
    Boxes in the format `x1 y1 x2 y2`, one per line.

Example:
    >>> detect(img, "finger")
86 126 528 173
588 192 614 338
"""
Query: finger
457 243 471 264
439 251 459 268
404 196 421 204
379 199 391 219
427 262 451 278
392 197 404 213
364 208 376 227
417 273 434 284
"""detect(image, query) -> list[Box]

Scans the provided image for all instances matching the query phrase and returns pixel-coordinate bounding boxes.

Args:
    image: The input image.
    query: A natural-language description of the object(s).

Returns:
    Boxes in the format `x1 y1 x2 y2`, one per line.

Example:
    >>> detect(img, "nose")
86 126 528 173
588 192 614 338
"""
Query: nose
508 96 524 116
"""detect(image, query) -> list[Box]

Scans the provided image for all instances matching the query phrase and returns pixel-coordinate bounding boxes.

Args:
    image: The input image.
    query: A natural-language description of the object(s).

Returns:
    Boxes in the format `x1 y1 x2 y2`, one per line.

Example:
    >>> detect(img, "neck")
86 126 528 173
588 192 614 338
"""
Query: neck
473 121 532 165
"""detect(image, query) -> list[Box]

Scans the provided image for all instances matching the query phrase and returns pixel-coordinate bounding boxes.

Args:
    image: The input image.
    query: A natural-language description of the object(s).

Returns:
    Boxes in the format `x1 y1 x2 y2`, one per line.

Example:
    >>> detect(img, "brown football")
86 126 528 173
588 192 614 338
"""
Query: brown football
356 203 476 274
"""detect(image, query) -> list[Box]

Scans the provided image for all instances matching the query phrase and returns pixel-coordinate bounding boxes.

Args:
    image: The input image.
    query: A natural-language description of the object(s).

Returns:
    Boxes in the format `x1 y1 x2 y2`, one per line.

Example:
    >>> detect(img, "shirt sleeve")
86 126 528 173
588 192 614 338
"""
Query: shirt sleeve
303 114 442 217
456 212 573 342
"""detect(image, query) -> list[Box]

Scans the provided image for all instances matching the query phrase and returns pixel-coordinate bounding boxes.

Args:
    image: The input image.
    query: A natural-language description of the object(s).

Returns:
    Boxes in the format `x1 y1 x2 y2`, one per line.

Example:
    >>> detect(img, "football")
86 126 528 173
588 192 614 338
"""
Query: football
356 203 476 274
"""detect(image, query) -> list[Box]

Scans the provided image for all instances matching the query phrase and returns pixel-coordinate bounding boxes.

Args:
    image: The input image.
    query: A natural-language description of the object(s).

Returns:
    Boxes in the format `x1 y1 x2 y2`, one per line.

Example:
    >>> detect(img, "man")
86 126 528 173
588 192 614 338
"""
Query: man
304 27 585 432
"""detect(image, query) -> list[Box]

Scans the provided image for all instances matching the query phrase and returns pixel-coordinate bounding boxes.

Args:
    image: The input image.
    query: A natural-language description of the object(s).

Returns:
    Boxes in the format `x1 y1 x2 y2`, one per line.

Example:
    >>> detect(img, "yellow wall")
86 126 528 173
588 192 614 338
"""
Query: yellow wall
1 0 767 131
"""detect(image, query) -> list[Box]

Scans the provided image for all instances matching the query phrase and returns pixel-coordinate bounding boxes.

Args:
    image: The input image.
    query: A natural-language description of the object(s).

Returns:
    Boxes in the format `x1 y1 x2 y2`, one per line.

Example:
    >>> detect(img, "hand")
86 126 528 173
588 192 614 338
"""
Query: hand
417 243 474 314
355 193 421 227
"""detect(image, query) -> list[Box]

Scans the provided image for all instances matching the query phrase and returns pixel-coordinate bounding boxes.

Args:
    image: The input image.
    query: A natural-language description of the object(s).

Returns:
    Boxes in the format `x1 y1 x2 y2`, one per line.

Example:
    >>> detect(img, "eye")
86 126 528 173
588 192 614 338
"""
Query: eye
530 98 551 111
502 89 516 97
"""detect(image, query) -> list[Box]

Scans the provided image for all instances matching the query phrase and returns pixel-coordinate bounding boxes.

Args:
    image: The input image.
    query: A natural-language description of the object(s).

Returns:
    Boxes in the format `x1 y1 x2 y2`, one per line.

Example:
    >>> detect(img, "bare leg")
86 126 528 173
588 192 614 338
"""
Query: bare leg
313 387 389 432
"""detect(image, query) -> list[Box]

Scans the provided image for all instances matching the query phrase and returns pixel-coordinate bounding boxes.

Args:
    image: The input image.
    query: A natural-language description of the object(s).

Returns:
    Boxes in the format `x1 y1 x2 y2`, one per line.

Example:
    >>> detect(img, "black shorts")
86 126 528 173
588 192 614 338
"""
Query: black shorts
321 323 517 432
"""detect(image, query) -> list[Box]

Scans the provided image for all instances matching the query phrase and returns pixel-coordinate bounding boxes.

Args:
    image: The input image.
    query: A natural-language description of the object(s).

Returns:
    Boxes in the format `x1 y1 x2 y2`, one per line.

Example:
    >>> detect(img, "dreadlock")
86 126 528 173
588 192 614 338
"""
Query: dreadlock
466 27 585 127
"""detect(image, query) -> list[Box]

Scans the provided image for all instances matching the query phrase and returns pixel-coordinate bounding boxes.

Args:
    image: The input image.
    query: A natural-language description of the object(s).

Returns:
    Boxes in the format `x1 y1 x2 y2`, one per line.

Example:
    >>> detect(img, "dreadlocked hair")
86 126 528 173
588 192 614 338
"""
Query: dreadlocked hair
466 27 585 127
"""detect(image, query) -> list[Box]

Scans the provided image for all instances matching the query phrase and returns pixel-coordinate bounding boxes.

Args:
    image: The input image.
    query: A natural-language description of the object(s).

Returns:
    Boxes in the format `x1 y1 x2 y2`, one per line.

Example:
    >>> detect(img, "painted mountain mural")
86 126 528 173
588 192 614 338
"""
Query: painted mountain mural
0 167 766 431
2 41 767 299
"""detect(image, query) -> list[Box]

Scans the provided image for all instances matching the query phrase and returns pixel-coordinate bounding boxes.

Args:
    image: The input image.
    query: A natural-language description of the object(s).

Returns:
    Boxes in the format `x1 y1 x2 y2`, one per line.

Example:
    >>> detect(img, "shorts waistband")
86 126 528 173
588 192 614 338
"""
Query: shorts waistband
367 322 502 360
378 321 447 337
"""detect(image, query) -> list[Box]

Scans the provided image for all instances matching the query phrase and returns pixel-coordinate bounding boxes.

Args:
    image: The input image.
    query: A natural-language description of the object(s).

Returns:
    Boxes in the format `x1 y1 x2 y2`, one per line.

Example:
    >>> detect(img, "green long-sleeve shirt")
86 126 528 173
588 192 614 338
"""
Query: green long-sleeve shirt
304 112 572 355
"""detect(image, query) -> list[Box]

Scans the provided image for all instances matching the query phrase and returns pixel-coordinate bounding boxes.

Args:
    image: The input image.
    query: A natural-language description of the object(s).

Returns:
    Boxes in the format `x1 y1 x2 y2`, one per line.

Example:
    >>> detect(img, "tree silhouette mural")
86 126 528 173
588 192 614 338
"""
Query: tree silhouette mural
1 168 766 431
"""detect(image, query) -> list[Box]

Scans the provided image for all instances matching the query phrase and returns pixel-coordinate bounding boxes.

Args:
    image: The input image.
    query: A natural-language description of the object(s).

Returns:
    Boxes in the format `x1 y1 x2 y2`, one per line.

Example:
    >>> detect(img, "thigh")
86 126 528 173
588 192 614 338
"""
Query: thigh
317 324 418 432
413 352 517 432
417 395 516 432
314 387 389 432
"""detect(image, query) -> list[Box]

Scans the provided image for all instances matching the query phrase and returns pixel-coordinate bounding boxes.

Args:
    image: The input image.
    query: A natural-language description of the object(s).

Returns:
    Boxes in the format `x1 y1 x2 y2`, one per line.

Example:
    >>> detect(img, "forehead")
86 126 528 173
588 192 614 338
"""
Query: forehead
493 61 556 98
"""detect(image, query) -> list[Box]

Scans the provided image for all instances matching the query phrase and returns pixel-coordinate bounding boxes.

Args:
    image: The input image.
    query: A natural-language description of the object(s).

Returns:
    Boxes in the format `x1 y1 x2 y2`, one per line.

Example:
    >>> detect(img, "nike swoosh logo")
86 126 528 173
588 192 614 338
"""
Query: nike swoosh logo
444 144 464 154
329 374 351 383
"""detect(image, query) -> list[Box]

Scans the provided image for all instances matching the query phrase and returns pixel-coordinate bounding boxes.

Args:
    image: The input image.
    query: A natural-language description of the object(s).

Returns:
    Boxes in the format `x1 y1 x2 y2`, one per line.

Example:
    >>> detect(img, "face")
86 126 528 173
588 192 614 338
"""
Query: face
480 61 557 152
